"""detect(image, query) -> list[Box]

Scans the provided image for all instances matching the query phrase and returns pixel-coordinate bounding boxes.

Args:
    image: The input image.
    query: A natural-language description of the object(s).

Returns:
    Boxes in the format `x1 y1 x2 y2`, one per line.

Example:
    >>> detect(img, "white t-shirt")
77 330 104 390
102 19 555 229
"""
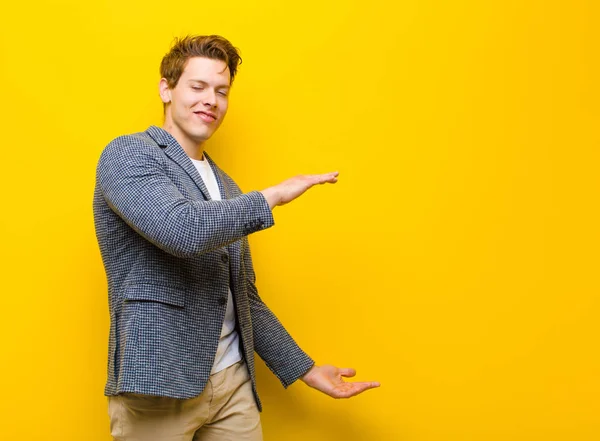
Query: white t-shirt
190 156 242 374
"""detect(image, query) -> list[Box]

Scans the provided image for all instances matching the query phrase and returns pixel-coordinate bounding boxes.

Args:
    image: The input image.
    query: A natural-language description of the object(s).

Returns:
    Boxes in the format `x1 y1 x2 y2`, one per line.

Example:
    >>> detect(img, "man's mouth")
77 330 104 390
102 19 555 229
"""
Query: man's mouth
194 111 217 123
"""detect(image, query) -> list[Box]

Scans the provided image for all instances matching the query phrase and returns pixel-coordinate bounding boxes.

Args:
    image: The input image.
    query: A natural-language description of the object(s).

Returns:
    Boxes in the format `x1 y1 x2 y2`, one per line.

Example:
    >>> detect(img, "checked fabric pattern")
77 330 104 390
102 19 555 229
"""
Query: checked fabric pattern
93 126 314 409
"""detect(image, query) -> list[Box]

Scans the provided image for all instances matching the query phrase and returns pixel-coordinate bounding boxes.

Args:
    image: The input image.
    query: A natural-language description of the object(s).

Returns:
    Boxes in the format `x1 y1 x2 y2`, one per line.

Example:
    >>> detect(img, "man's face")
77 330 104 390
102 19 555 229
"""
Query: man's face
161 57 231 147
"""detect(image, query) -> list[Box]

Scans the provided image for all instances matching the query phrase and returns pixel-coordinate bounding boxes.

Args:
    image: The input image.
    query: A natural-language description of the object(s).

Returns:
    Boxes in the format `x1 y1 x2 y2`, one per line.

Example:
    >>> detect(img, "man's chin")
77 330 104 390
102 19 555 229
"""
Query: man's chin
187 129 213 144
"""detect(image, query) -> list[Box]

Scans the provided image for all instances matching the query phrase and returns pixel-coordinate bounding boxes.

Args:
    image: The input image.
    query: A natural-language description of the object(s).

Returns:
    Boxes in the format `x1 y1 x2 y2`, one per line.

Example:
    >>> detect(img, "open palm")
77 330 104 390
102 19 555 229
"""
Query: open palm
301 364 380 399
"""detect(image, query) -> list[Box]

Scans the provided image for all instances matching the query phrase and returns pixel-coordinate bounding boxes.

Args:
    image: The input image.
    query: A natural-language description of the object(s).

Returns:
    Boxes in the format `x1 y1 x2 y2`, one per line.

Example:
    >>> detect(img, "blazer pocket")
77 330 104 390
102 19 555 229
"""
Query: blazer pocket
122 283 186 308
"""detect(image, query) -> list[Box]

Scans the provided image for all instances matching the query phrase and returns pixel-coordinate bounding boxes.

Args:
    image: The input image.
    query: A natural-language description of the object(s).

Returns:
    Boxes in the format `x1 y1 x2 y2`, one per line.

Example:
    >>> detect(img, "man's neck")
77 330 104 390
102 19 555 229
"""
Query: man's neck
162 122 205 160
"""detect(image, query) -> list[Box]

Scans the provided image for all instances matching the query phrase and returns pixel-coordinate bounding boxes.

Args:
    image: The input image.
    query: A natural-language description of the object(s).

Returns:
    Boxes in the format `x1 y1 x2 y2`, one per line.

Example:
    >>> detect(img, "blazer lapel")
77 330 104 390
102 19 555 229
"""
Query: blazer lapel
145 127 242 288
204 152 230 201
145 125 212 201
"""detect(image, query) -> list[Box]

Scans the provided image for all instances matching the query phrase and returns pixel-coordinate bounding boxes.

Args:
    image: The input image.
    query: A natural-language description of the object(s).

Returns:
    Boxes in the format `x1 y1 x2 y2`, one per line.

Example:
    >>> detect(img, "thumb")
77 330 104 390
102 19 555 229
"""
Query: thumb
339 368 356 378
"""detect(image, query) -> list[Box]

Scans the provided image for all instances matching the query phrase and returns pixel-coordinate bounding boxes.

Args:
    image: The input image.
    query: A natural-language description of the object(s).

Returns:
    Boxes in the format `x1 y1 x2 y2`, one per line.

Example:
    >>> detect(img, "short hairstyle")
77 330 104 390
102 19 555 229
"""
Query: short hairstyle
160 35 242 88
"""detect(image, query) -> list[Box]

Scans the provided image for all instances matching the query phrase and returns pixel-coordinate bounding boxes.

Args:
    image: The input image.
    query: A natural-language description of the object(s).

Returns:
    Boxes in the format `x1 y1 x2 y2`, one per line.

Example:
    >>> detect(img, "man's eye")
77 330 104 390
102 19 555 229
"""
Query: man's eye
218 91 228 97
192 86 204 90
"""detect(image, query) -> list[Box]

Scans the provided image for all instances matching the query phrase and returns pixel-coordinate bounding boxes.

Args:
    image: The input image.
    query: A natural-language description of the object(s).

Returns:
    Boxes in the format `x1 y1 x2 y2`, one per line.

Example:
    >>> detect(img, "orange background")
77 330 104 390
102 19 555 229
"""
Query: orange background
1 1 599 440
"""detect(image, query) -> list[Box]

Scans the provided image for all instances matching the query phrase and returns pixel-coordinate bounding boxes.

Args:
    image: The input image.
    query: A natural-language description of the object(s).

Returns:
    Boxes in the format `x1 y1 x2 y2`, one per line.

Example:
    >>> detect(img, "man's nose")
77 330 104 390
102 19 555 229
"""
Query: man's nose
203 89 217 108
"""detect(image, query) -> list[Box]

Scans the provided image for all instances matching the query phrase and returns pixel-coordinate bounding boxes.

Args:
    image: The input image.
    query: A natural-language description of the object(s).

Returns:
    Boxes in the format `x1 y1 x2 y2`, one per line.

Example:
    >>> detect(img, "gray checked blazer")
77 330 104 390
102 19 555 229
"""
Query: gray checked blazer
93 125 314 409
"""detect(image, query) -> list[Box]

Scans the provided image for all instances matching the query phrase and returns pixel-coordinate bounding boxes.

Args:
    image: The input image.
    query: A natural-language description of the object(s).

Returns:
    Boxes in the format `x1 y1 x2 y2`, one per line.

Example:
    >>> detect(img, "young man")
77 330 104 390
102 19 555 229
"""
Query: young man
94 35 379 441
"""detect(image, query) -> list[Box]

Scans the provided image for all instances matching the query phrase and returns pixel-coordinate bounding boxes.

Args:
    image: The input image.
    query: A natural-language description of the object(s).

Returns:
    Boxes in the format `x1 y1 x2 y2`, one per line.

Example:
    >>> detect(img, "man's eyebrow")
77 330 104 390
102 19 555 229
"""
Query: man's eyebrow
189 79 230 89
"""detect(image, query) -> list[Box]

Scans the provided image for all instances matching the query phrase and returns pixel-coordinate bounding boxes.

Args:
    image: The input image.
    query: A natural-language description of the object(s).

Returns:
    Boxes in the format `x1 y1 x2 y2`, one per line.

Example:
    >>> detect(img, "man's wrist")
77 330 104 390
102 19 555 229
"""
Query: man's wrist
300 363 317 383
260 187 281 209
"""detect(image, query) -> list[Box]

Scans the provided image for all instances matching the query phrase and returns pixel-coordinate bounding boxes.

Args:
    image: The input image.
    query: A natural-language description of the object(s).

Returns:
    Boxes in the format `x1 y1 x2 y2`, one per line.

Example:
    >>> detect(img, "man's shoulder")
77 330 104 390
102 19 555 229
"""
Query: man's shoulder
105 129 158 152
99 129 162 164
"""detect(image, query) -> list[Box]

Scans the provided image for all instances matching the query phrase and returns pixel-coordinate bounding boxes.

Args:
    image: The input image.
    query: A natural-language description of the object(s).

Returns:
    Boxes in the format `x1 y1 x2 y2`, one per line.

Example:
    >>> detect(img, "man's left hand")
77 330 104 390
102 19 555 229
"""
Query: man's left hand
300 365 380 399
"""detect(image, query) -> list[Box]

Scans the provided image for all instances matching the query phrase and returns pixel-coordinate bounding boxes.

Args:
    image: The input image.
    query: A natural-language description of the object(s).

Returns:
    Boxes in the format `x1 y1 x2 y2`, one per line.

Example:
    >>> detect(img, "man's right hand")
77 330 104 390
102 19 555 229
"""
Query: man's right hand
260 172 339 209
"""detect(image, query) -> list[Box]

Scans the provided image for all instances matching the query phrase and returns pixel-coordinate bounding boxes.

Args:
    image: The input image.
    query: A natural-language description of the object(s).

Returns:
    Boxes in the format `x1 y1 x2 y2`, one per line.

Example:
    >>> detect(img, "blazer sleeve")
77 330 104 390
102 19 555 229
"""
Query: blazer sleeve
242 240 315 388
96 135 274 258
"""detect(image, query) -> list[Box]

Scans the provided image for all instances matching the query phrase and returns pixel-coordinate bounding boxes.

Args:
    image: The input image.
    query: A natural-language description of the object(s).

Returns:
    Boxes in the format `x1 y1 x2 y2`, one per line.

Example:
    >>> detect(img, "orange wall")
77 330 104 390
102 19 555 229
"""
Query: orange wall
1 1 599 440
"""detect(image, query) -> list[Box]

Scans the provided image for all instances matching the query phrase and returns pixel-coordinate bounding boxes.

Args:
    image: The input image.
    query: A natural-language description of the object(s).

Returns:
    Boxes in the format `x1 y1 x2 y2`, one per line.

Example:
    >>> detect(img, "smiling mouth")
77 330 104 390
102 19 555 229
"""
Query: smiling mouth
194 111 217 122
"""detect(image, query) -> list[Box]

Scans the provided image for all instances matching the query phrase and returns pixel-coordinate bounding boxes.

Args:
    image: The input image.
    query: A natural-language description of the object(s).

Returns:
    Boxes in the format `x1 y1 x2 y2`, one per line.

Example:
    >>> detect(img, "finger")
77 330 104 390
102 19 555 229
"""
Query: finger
339 368 356 378
327 171 339 179
317 172 338 179
314 171 339 180
338 382 381 399
315 175 338 185
350 381 380 390
326 171 339 182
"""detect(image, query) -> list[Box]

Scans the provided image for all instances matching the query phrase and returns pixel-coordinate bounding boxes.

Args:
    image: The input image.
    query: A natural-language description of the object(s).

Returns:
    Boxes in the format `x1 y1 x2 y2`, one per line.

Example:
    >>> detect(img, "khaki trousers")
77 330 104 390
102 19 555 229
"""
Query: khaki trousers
108 361 262 441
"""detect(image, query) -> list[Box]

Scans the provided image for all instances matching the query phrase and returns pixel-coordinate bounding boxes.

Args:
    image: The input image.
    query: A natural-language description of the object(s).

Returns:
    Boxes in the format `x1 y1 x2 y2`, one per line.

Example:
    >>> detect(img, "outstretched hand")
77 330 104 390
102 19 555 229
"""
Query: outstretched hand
300 364 380 399
261 172 339 208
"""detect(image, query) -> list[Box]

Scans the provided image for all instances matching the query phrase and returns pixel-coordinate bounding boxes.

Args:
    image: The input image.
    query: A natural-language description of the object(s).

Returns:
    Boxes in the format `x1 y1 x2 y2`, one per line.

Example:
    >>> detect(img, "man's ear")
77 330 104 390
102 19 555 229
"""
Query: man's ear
159 78 171 104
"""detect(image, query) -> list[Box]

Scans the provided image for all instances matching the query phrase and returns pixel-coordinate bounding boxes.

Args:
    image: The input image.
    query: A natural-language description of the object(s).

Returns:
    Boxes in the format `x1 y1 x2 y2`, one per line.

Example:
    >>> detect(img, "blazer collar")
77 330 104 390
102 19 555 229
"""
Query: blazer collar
145 125 224 201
